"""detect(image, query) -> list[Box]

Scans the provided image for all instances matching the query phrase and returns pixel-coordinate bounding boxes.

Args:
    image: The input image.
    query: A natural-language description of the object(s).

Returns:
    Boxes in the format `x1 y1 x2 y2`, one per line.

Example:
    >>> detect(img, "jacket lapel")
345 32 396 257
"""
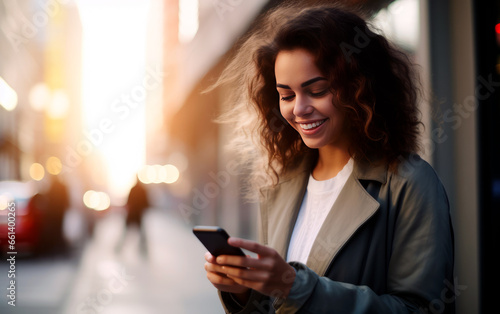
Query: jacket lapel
259 169 309 259
259 157 385 275
306 170 381 275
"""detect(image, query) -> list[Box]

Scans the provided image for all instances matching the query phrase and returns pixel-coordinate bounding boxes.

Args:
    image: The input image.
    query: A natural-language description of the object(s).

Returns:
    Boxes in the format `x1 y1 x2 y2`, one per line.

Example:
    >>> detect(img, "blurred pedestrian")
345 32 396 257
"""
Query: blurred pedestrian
116 177 150 256
202 3 455 314
26 192 45 255
45 175 70 253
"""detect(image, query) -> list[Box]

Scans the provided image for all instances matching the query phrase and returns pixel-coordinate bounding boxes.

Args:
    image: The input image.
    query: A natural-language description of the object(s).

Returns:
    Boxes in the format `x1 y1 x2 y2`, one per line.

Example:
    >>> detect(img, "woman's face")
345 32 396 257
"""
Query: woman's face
275 49 347 151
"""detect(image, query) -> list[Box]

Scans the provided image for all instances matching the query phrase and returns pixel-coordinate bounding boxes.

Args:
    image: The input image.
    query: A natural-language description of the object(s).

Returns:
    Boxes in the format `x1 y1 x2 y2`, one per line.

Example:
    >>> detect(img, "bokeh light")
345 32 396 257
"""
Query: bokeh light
151 164 163 184
83 190 111 211
137 164 180 184
0 193 12 211
0 76 18 111
47 89 70 119
29 163 45 181
29 82 51 111
46 156 63 175
164 164 180 184
138 165 151 184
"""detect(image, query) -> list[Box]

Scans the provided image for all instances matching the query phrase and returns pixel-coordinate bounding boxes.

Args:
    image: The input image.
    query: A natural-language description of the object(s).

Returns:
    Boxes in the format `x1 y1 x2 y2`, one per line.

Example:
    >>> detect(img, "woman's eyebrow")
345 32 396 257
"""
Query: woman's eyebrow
276 77 327 89
301 77 327 87
276 83 291 89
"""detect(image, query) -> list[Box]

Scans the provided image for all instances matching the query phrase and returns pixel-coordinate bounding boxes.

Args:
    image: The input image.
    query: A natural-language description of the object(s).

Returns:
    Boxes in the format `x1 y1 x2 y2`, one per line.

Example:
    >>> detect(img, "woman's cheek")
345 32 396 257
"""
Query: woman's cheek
279 107 293 126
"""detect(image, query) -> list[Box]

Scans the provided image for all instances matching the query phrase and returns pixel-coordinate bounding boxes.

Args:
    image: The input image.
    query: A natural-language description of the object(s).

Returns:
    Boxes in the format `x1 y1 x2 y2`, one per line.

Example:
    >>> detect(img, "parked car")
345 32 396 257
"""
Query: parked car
0 181 41 256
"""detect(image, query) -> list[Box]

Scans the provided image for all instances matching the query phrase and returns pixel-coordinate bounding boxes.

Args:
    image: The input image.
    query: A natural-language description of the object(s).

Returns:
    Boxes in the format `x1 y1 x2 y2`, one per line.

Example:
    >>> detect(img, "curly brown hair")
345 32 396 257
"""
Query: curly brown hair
214 3 422 187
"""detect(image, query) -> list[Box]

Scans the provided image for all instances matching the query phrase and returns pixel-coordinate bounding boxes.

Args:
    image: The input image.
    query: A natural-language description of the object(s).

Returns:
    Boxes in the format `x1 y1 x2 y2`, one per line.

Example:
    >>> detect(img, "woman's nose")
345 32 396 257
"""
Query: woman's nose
293 95 313 117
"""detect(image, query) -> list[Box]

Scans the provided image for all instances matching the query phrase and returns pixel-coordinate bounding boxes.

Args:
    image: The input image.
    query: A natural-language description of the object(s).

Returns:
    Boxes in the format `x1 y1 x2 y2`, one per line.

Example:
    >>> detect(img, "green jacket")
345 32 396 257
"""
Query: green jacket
220 154 455 313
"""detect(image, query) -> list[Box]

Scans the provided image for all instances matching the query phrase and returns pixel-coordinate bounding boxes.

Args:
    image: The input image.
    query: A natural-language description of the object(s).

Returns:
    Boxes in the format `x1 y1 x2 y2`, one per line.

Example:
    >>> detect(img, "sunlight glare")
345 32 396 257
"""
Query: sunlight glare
179 0 199 43
76 0 151 198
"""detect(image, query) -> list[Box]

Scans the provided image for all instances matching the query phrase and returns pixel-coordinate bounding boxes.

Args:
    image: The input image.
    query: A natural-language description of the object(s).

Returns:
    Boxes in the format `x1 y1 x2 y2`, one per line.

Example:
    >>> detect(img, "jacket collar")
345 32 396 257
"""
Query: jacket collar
276 152 388 184
352 158 388 184
260 152 385 275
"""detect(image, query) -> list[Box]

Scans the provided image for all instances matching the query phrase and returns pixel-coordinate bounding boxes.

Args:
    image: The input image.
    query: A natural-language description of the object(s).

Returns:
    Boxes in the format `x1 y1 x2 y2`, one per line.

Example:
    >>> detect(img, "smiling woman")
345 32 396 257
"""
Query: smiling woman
202 3 455 314
275 50 348 164
75 0 151 199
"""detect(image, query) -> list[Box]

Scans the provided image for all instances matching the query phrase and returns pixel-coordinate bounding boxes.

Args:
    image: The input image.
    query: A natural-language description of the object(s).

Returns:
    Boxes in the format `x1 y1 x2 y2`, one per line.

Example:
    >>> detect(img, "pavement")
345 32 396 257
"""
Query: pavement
0 208 225 314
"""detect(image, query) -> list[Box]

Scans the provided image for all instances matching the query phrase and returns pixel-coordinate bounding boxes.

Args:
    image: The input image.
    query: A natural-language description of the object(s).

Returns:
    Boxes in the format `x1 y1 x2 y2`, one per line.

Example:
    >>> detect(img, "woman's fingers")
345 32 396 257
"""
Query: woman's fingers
223 265 271 282
205 260 232 274
207 272 250 294
204 251 216 263
214 237 278 270
205 251 255 268
206 257 269 283
213 239 296 298
205 264 251 294
215 255 263 270
228 237 275 257
204 250 253 295
204 240 295 298
206 268 236 285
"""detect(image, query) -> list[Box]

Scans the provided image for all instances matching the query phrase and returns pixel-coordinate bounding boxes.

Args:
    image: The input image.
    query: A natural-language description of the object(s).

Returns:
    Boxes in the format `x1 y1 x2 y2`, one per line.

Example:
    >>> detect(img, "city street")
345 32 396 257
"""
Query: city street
0 208 225 314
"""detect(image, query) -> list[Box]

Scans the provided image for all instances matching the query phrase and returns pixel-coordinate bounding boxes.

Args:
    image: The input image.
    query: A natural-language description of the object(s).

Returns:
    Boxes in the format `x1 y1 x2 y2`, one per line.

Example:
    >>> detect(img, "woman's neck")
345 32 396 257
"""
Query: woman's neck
312 146 351 181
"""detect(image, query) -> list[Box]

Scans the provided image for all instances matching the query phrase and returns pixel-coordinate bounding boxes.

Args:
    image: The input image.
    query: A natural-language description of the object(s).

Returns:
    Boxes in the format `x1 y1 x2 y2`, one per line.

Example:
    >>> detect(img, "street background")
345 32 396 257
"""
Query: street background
1 0 497 313
0 207 224 314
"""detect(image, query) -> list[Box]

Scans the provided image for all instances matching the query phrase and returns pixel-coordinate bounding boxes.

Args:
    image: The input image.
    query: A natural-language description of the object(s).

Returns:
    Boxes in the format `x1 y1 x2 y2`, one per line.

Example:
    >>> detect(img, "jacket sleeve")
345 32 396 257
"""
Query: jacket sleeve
277 262 410 313
274 161 455 313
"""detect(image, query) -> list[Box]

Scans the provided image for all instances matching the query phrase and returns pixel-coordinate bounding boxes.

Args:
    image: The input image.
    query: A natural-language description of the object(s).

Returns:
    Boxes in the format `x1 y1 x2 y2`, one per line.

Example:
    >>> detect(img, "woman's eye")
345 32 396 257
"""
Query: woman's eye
280 95 295 101
309 90 329 97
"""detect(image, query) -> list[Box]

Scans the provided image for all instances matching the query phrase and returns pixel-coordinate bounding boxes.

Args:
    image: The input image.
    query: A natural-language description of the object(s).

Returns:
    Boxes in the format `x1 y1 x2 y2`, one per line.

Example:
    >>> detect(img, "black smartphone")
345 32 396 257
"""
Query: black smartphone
193 226 245 257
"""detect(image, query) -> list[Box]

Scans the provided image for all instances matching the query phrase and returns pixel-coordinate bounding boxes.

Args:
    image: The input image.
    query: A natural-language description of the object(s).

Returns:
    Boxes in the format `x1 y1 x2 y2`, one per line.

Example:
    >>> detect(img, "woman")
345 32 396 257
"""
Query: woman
204 4 455 313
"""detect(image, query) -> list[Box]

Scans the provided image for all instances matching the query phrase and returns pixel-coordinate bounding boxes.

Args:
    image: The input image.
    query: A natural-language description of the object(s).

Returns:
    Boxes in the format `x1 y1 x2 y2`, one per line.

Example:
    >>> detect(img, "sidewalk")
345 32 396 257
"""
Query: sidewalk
61 208 224 314
0 250 81 314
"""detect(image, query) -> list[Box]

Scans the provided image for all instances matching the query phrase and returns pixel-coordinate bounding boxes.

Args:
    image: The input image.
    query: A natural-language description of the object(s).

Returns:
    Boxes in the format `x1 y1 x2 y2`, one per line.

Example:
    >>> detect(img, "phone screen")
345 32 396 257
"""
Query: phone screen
193 226 245 257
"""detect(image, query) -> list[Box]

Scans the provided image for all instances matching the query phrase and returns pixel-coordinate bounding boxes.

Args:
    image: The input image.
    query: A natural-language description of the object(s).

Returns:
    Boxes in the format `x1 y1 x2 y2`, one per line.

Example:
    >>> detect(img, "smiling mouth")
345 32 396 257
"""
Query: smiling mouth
299 119 327 130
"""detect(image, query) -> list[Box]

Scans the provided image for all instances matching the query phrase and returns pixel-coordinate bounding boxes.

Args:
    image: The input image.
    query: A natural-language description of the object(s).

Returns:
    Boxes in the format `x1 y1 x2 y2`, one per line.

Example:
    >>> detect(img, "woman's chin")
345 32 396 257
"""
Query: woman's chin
301 139 323 149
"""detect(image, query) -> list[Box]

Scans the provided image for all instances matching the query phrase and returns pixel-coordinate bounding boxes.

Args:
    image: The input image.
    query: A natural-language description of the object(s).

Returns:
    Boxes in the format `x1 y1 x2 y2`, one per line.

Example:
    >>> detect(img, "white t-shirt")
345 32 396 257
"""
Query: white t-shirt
287 158 354 264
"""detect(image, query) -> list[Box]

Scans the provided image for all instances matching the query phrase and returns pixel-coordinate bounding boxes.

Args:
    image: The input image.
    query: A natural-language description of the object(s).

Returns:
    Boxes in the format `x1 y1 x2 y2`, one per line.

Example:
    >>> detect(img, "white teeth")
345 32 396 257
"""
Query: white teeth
300 120 325 130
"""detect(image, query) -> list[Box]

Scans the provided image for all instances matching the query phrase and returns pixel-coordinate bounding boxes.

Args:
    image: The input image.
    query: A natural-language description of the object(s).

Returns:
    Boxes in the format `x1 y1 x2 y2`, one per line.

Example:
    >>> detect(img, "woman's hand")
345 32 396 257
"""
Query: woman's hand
204 252 251 298
212 237 296 299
